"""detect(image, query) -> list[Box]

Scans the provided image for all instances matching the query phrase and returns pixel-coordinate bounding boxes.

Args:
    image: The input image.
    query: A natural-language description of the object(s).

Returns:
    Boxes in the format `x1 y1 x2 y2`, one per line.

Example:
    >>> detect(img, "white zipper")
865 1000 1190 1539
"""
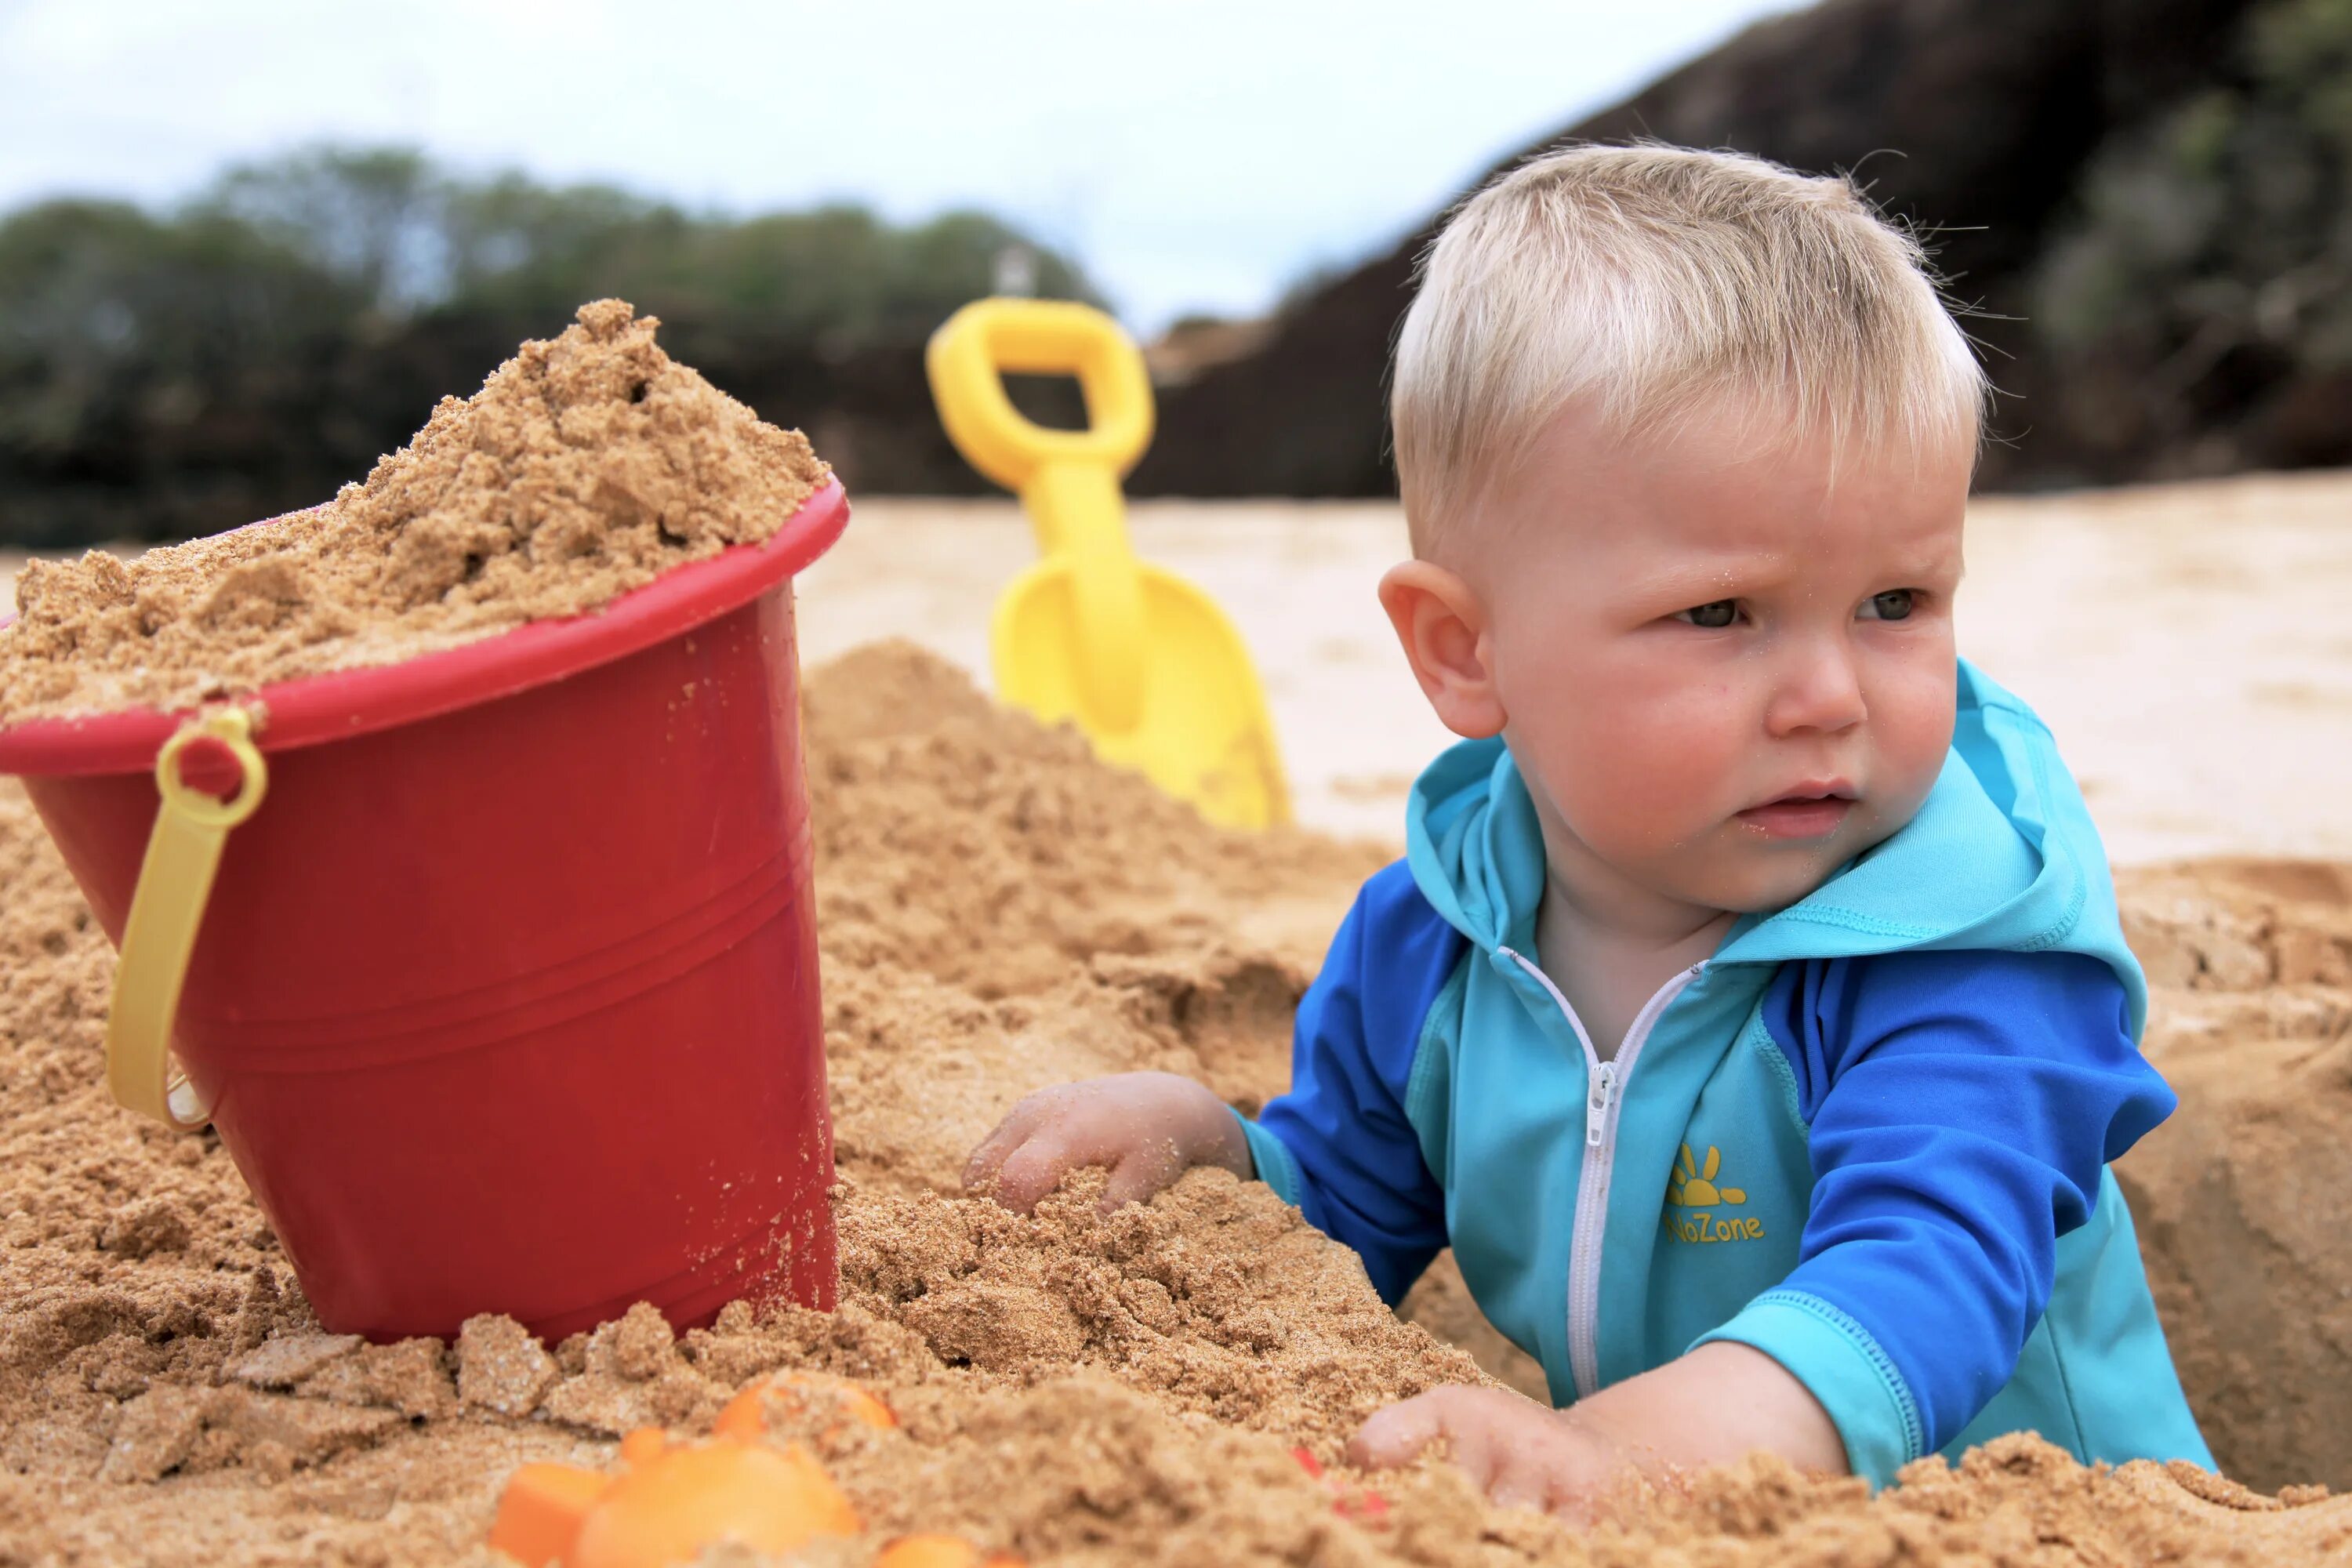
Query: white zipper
1586 1061 1616 1148
1498 947 1706 1401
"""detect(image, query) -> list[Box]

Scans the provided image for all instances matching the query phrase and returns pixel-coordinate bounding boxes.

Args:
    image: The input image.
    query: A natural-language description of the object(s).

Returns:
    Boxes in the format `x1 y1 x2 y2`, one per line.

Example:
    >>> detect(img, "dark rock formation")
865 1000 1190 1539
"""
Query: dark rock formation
1131 0 2261 499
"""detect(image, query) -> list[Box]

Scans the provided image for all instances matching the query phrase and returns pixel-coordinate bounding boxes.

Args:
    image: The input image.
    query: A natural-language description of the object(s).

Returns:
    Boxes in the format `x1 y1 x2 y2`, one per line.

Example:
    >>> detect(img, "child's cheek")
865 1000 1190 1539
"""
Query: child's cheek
1875 659 1960 804
1549 698 1726 844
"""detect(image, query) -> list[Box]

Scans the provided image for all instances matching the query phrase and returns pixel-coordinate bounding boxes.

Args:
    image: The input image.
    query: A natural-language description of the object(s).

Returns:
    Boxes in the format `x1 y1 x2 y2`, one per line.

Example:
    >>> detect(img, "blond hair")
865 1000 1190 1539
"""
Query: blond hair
1390 141 1991 554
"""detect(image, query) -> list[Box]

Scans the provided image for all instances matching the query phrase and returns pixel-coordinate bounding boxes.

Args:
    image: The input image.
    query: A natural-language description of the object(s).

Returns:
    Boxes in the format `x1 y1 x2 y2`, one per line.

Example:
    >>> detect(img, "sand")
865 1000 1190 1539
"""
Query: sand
0 644 2346 1565
783 470 2352 862
2109 860 2352 1497
0 300 826 725
13 469 2352 862
0 313 2343 1559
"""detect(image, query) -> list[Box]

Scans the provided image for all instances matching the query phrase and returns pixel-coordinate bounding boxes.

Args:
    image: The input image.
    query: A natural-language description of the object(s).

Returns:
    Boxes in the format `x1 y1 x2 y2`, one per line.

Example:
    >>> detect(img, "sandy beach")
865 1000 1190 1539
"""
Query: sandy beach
2 469 2350 1563
3 471 2345 865
9 470 2349 862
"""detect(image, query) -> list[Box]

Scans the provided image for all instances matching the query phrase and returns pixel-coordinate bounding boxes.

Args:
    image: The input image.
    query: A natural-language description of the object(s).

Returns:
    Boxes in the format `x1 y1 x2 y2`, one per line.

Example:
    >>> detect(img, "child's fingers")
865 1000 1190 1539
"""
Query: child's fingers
989 1135 1080 1214
1345 1390 1449 1470
1097 1138 1186 1212
991 1114 1140 1213
962 1091 1062 1193
1485 1450 1555 1515
1439 1412 1515 1499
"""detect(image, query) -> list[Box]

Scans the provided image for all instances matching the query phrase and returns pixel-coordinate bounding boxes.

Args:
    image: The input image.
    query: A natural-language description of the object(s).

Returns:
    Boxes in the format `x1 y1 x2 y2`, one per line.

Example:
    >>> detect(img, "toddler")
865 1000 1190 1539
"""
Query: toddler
965 143 2211 1513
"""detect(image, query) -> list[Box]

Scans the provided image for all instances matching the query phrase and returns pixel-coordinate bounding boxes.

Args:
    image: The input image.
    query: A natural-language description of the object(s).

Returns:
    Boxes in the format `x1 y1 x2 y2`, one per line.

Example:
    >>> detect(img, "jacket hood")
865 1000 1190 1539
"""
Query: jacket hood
1403 657 2149 1037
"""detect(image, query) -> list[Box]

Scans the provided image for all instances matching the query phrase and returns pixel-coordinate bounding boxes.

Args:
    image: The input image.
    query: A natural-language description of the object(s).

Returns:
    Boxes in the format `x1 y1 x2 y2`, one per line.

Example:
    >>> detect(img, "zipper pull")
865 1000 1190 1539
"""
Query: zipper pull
1587 1061 1617 1147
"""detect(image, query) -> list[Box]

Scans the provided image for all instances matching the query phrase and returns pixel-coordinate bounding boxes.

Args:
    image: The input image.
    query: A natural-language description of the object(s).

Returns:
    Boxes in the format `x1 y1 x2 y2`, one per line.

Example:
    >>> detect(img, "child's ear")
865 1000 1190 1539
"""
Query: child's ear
1377 561 1507 739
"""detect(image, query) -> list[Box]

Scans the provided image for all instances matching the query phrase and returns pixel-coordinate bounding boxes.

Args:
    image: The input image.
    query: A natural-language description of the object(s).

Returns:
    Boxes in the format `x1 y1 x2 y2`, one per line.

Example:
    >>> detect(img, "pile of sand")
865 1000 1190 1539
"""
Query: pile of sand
1 644 2347 1565
0 300 828 724
2110 860 2352 1497
0 307 2343 1562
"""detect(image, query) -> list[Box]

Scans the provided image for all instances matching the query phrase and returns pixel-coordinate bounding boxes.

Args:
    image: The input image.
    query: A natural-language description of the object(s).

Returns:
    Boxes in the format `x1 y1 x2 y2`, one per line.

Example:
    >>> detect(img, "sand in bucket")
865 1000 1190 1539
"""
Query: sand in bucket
0 301 846 1343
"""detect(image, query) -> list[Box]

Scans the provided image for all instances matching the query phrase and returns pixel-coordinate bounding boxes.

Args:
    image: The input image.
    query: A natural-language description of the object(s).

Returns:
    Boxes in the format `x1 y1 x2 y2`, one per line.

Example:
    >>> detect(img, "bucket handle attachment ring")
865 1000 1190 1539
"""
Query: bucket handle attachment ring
107 706 268 1130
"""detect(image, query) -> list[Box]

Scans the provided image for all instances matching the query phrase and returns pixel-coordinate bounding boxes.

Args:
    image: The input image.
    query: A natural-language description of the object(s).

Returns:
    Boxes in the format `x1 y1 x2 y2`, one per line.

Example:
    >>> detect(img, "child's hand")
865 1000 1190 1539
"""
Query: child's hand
962 1071 1254 1213
1348 1387 1632 1519
1347 1344 1845 1521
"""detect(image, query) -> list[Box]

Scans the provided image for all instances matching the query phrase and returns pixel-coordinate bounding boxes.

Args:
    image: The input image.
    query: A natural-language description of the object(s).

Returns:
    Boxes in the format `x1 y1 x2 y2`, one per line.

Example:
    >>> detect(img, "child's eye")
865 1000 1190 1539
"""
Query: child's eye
1676 600 1739 630
1860 590 1916 622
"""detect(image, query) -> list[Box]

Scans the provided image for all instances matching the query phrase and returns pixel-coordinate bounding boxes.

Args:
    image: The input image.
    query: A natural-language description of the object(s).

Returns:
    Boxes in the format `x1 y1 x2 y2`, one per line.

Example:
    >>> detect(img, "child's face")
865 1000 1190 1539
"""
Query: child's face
1428 400 1973 922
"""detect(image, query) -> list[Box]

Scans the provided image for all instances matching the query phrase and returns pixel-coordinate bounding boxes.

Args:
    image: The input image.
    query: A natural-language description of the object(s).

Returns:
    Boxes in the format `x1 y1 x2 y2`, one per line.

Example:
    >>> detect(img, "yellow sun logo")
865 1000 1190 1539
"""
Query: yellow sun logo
1668 1143 1745 1207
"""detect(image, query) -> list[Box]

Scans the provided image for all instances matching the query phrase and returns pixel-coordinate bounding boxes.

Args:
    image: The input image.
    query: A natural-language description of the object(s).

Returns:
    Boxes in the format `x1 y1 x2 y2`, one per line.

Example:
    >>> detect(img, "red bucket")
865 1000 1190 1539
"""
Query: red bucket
0 481 849 1343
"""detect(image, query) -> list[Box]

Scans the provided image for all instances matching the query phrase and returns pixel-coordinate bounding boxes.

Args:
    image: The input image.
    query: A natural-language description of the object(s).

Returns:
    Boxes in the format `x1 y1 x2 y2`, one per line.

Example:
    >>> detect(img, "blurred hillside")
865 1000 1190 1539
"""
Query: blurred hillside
0 150 1096 547
2 0 2348 547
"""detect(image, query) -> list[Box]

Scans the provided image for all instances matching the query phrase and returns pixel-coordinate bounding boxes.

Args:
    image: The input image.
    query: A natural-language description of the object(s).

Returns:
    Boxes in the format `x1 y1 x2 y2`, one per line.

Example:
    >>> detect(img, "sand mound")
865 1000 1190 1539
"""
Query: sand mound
0 644 2346 1564
0 299 827 724
2111 861 2352 1496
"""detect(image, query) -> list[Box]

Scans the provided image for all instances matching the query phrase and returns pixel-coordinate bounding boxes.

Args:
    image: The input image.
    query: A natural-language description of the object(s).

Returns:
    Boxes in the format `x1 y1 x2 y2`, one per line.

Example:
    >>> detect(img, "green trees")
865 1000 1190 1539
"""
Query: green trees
0 147 1094 546
2028 0 2352 474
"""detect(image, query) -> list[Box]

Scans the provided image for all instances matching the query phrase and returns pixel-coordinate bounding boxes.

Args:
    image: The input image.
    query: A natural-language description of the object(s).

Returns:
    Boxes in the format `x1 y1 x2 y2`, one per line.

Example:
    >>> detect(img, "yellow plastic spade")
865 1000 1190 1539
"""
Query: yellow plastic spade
927 299 1290 829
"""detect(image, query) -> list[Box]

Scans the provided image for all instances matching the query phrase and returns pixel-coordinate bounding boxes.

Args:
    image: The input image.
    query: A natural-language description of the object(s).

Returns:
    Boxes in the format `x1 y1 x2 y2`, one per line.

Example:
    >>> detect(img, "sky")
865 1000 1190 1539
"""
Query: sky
0 0 1798 331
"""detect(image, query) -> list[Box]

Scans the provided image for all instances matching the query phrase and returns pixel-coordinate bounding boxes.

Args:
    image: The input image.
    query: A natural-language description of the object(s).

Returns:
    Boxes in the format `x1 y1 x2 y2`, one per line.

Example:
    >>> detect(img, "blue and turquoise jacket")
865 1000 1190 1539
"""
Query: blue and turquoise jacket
1236 659 2209 1485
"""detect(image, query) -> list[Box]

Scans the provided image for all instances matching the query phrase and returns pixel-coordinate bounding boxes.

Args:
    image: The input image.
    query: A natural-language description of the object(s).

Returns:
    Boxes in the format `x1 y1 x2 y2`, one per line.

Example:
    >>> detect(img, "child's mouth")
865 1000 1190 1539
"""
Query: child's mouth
1735 797 1854 839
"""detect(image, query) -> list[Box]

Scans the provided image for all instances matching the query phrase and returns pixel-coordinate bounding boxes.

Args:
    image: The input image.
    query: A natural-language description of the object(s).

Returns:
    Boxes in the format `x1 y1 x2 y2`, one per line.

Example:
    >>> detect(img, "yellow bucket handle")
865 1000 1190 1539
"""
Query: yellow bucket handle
927 299 1152 732
107 707 268 1130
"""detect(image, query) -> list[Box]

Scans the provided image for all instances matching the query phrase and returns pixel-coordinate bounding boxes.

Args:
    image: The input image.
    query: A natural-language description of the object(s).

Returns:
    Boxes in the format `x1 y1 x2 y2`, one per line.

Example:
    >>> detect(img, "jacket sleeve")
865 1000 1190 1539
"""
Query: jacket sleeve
1235 859 1461 1306
1696 947 2175 1483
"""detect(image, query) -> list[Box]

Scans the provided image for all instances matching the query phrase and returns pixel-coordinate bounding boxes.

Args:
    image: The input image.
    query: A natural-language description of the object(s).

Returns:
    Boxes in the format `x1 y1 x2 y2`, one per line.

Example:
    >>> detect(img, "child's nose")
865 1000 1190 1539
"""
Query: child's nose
1762 637 1867 737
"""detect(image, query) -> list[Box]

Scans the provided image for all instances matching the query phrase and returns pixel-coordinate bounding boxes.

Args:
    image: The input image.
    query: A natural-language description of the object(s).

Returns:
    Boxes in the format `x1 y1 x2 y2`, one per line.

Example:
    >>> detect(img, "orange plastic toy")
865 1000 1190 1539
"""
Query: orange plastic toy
714 1370 898 1443
488 1373 1027 1568
489 1424 858 1568
874 1536 1024 1568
